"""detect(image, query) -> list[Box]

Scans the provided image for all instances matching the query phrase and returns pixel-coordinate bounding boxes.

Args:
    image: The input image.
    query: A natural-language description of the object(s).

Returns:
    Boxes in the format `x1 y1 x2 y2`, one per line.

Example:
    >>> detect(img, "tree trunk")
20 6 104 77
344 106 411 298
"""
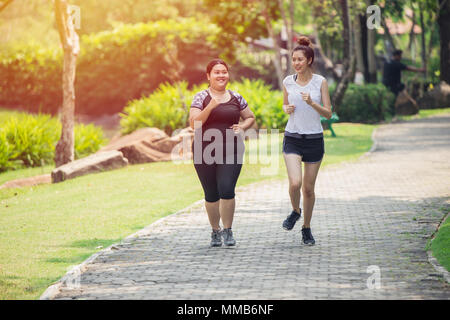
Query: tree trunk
367 23 377 83
0 0 14 13
381 15 397 52
418 1 427 81
360 14 370 83
54 0 79 167
354 14 366 78
332 0 356 111
278 0 292 75
438 0 450 83
407 5 416 59
314 28 340 81
262 7 284 89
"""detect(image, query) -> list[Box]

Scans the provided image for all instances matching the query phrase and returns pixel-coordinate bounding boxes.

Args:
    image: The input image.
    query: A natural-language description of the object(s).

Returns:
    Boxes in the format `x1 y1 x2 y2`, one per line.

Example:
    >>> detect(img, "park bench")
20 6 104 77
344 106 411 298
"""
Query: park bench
321 112 339 137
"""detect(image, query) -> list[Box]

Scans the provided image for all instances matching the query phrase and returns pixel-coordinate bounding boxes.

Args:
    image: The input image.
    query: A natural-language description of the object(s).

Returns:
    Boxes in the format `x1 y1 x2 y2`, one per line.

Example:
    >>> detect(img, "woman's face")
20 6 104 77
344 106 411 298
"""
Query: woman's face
292 50 311 73
207 64 229 90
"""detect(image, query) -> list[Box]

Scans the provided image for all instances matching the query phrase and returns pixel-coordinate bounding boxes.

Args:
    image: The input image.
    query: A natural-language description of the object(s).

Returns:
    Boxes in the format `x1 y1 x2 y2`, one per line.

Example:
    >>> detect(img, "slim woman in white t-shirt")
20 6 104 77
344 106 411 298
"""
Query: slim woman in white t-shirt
281 36 332 245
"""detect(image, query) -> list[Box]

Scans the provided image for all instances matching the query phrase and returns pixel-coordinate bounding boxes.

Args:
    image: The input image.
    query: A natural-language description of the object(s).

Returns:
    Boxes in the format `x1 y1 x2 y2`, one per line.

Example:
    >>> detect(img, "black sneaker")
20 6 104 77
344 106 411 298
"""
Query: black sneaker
301 227 315 245
282 209 301 230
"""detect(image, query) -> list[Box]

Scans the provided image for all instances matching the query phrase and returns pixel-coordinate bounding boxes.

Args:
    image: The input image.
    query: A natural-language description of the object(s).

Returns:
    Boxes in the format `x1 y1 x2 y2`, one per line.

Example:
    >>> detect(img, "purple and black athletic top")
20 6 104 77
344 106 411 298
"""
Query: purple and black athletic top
191 89 248 131
190 89 249 202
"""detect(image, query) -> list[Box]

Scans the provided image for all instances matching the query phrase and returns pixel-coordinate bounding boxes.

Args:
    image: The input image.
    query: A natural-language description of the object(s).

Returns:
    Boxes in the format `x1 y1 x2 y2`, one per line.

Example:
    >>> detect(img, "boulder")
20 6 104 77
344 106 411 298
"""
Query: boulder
152 127 194 158
395 91 419 115
100 127 171 164
0 174 51 189
100 127 193 163
51 150 128 183
417 81 450 109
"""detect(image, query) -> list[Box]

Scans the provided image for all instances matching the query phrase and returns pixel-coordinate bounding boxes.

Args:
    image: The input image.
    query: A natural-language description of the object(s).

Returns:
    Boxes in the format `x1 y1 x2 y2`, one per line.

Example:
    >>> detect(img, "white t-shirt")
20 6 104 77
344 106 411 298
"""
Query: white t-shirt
283 73 325 134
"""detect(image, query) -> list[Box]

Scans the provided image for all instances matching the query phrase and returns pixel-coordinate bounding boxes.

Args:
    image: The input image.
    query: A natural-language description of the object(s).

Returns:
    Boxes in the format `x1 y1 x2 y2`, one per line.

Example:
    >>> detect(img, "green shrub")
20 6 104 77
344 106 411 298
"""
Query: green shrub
0 112 106 172
74 123 107 159
0 19 219 116
337 83 395 123
2 114 60 168
229 78 285 129
119 82 194 135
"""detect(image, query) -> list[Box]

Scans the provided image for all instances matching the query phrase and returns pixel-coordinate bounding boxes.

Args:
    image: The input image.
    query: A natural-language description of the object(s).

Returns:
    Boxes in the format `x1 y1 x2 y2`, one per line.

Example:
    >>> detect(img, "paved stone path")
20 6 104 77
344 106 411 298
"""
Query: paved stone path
48 115 450 300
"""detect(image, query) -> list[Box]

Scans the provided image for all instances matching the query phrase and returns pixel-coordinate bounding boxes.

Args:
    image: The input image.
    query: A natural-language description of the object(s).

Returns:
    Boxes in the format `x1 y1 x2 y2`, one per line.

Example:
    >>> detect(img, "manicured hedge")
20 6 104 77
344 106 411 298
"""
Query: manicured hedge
0 19 220 116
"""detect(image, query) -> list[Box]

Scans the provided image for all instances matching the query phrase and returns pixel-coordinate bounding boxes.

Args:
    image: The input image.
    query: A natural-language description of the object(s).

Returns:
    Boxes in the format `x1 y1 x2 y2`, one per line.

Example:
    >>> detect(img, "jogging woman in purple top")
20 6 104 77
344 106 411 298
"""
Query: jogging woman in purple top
189 59 255 247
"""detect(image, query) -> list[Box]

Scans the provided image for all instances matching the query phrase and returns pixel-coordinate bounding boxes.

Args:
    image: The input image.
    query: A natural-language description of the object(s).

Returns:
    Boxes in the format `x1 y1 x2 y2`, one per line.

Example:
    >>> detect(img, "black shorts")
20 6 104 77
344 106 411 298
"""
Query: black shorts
282 135 325 163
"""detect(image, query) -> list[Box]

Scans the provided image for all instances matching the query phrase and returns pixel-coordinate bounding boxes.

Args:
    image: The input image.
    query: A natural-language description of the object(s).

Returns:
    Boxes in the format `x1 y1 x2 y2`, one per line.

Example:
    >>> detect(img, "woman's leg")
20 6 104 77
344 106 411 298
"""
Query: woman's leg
302 160 322 228
216 163 242 229
219 198 235 229
283 153 303 213
194 162 221 230
205 200 221 230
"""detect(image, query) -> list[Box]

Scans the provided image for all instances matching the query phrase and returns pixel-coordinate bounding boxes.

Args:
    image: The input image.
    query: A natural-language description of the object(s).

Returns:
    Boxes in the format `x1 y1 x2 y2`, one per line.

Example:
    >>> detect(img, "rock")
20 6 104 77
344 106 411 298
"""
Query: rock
51 150 128 183
154 127 194 153
100 127 193 163
395 91 419 115
102 127 168 150
0 174 51 189
417 81 450 109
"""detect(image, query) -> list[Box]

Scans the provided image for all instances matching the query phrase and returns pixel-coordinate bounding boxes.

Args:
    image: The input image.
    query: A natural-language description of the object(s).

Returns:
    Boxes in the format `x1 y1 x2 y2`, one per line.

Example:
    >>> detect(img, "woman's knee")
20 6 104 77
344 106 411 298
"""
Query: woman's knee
218 184 235 200
289 180 302 191
302 185 315 198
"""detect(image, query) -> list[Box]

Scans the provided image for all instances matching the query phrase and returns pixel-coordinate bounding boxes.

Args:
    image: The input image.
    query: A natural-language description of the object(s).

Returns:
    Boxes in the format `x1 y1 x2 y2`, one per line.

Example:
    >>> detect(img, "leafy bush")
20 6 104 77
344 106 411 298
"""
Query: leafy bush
337 83 395 123
0 112 106 172
0 19 219 116
74 123 107 159
119 82 194 135
229 78 285 129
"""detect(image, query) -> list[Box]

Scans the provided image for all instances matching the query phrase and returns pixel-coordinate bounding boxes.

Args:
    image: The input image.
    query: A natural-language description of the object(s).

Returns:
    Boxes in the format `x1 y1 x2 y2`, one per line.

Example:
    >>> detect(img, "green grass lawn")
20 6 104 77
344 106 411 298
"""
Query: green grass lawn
0 122 375 300
429 212 450 272
393 107 450 121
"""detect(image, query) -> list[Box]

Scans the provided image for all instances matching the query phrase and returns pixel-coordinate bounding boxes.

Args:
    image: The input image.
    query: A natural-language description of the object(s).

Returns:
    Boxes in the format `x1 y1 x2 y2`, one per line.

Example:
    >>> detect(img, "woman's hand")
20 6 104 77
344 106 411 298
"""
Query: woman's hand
230 123 244 134
301 92 313 106
283 104 295 114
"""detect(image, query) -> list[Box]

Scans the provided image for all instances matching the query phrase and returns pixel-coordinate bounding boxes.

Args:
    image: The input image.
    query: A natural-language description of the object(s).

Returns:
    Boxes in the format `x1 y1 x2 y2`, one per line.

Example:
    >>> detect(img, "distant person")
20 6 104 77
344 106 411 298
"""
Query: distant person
281 36 332 245
382 49 425 97
189 59 255 247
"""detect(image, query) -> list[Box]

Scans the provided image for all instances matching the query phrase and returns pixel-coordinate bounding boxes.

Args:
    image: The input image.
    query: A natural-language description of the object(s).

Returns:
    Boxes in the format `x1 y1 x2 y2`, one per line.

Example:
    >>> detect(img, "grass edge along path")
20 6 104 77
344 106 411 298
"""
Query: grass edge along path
428 211 450 273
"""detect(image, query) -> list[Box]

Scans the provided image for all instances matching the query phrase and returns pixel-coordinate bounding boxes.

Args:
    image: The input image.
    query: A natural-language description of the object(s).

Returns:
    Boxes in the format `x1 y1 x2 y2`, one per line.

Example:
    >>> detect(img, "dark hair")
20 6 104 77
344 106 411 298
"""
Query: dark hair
393 49 403 57
292 36 315 65
206 59 229 74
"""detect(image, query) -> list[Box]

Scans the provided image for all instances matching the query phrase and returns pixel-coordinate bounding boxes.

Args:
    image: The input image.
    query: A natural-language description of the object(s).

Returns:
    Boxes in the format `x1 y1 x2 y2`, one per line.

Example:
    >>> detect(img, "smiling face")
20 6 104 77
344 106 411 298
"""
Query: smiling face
207 63 229 90
292 50 312 73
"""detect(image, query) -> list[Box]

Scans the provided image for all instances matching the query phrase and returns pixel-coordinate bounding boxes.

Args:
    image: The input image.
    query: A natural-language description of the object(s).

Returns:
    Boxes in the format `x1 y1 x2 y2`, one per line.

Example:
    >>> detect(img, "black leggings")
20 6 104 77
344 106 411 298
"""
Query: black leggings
194 162 242 202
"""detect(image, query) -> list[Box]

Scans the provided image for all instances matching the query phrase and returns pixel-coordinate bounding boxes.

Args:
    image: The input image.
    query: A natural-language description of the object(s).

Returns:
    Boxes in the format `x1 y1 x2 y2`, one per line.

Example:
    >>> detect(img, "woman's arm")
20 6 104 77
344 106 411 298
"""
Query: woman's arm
301 79 332 119
282 86 295 114
230 107 255 133
189 98 219 129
